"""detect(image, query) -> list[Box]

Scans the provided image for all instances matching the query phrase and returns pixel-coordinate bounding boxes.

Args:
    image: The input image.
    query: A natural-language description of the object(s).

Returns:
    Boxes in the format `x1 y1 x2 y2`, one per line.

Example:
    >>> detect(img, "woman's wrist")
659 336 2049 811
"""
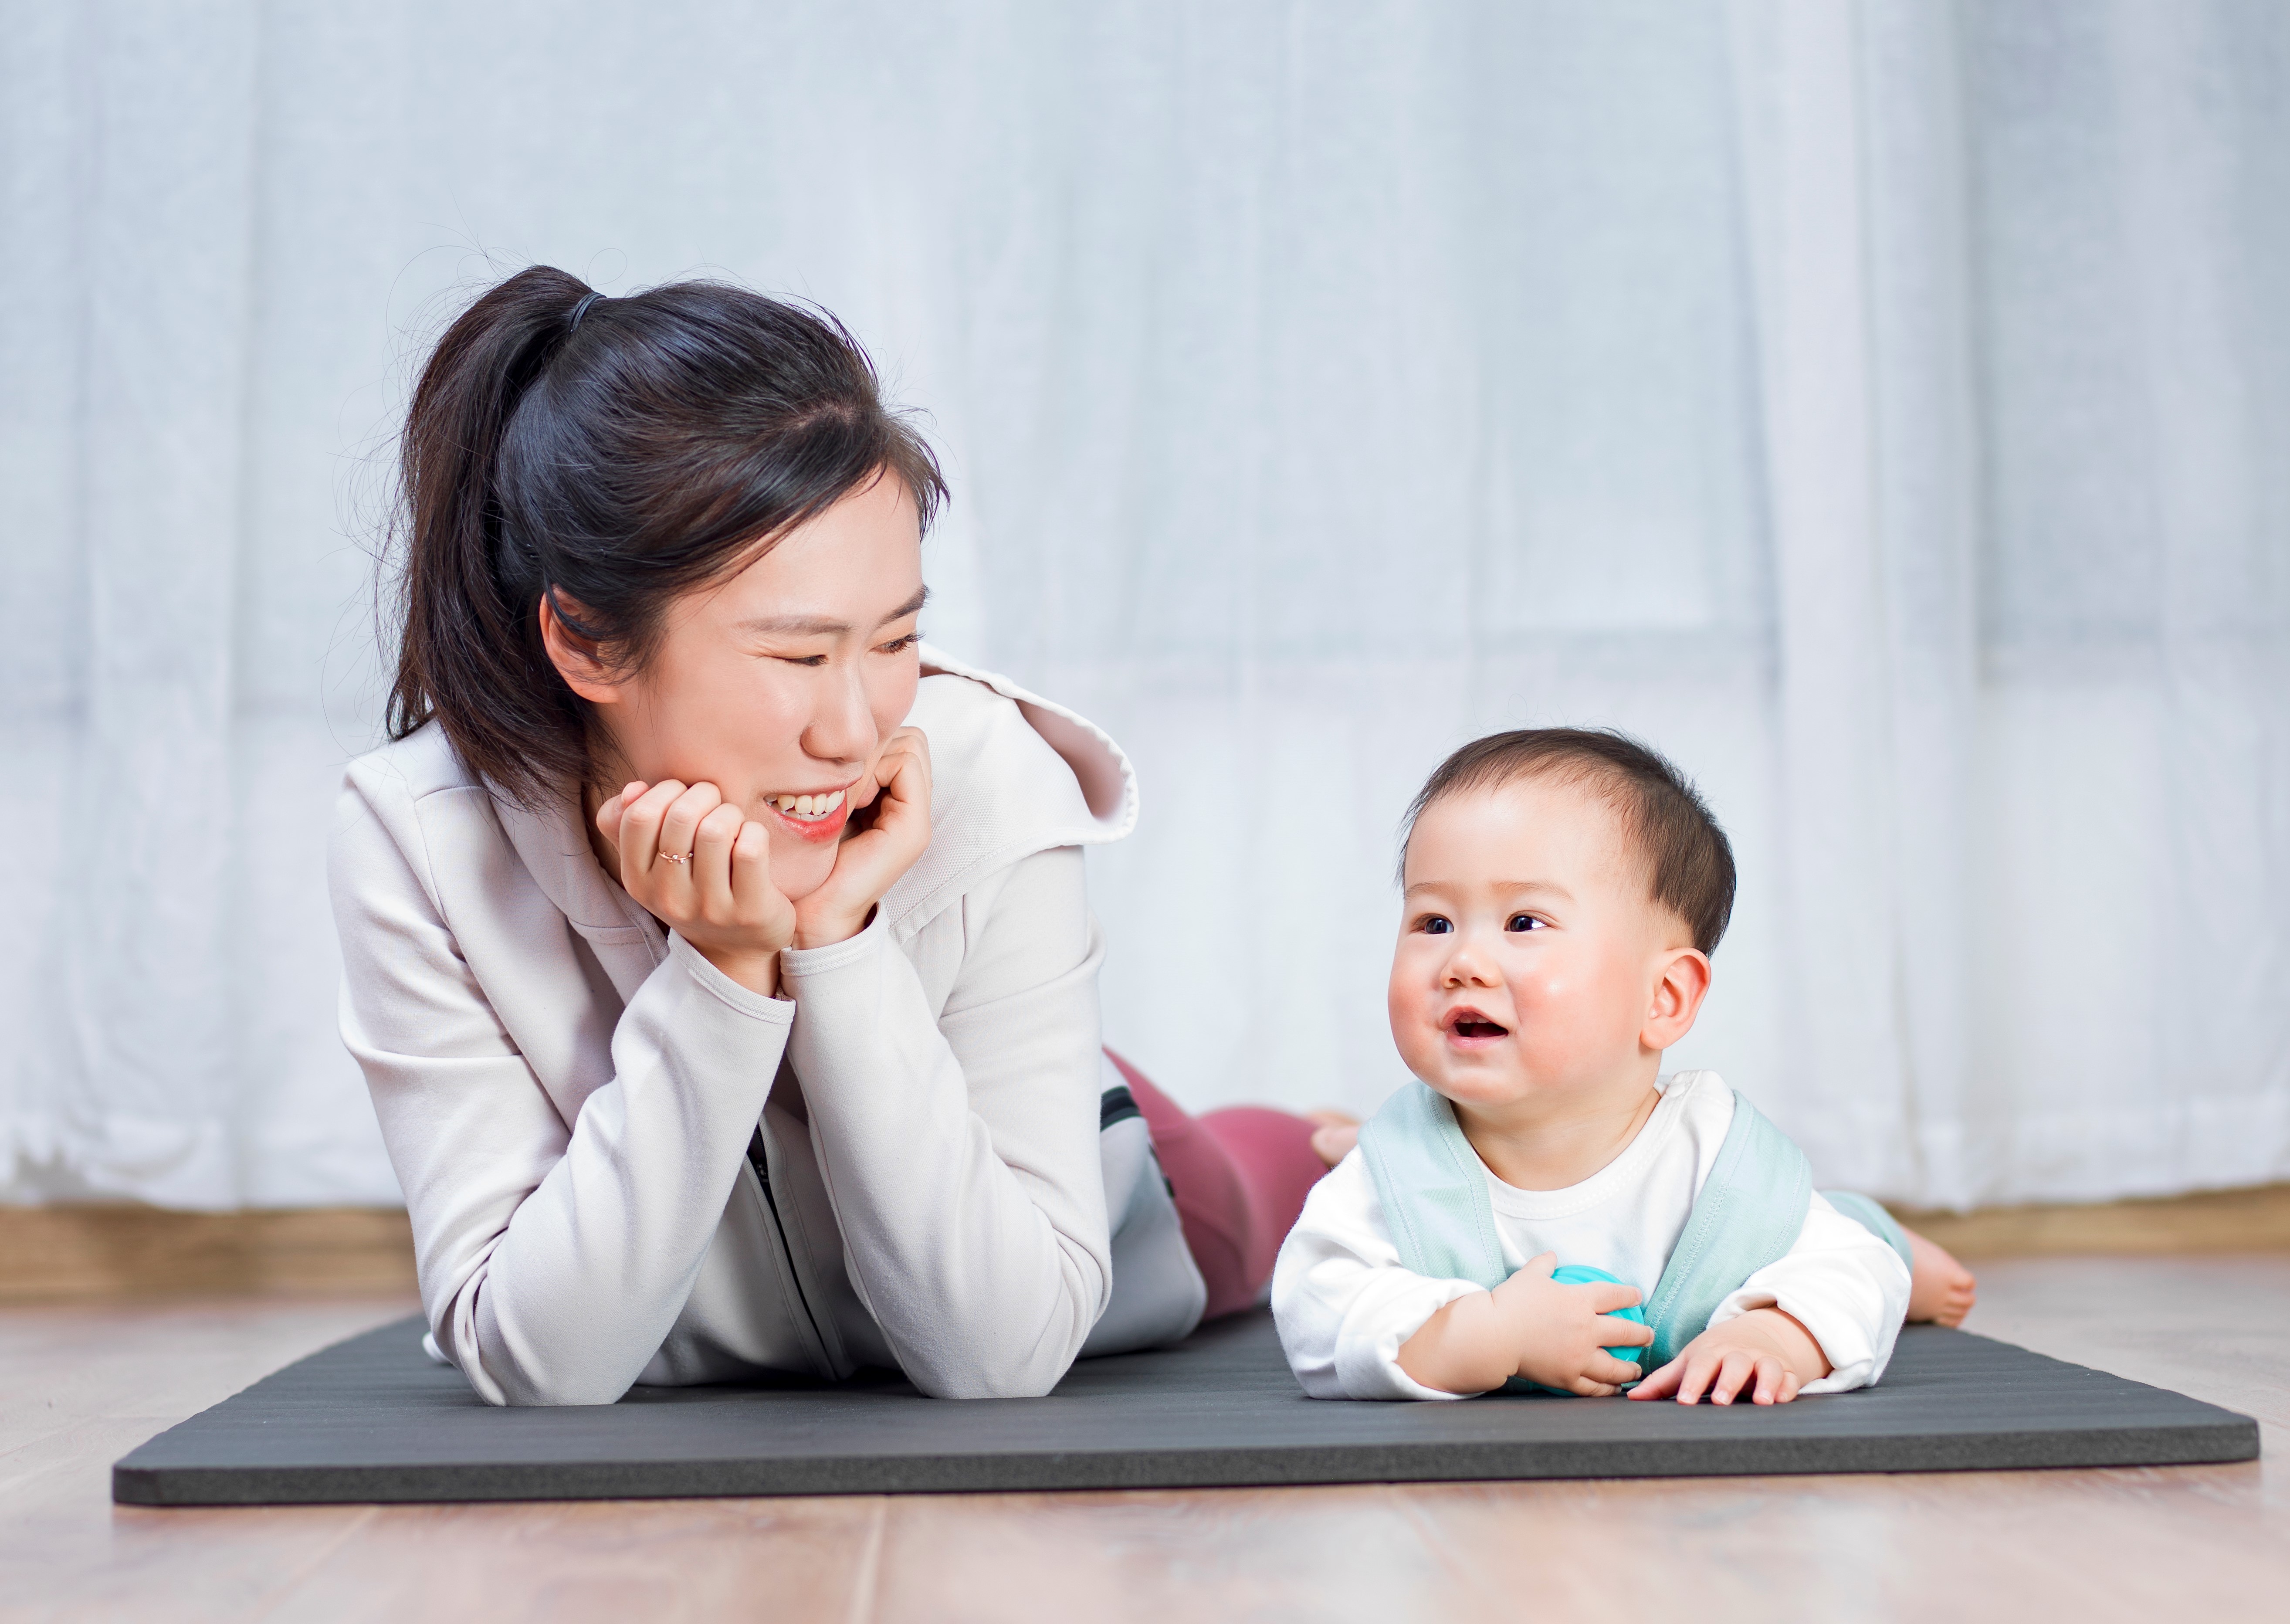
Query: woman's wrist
697 943 783 998
790 903 877 953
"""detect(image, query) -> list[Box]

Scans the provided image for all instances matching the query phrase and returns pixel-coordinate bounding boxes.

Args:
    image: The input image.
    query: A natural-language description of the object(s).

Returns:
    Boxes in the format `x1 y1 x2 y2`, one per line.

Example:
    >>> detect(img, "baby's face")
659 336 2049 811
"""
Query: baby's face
1389 778 1696 1113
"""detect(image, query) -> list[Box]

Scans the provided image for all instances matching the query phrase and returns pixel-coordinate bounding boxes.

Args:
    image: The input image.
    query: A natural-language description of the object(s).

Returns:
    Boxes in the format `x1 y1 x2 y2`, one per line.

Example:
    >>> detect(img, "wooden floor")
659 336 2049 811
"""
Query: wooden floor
3 1258 2286 1622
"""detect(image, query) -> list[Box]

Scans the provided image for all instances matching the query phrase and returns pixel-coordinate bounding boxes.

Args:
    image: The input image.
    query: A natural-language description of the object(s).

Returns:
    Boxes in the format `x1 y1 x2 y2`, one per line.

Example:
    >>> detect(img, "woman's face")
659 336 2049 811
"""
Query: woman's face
576 472 927 903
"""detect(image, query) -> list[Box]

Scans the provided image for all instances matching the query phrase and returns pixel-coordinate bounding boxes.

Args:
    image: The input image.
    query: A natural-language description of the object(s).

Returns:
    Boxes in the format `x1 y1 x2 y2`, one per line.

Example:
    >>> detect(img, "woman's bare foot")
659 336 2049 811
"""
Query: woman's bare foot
1904 1227 1977 1326
1305 1109 1360 1168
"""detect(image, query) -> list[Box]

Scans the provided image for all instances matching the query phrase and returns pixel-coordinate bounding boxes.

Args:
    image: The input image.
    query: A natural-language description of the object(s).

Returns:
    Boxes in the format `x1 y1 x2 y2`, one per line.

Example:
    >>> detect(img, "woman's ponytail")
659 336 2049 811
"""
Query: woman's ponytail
383 264 945 812
388 266 596 803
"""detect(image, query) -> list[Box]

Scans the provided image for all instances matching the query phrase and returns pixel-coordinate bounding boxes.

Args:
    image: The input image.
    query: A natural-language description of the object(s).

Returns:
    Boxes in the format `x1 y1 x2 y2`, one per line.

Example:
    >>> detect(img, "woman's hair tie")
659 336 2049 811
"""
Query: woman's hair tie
566 291 606 333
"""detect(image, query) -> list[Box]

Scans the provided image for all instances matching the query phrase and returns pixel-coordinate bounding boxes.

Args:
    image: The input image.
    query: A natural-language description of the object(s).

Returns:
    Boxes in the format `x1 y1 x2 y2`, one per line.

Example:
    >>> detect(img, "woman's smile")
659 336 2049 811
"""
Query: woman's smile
762 785 855 844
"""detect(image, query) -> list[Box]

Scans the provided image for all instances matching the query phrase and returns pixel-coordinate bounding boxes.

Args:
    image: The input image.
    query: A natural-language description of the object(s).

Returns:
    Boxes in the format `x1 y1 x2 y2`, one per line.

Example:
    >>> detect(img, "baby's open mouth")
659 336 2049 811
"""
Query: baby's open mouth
1446 1010 1510 1039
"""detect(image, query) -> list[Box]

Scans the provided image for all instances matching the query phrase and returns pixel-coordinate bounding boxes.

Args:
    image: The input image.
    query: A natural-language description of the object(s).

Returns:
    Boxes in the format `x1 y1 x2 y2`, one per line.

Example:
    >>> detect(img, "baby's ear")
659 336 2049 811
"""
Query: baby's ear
1643 947 1713 1048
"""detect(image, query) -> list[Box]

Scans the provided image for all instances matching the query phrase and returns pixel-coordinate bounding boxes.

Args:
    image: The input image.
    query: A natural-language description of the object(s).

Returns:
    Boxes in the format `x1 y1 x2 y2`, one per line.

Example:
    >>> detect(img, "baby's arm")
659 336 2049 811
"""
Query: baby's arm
1398 1252 1653 1397
1271 1157 1651 1399
1630 1192 1911 1405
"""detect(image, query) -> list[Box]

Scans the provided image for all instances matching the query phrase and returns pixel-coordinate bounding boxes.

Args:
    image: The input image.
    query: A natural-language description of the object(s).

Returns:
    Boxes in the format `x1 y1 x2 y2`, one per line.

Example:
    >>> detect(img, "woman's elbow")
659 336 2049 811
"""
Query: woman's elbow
908 1301 1093 1399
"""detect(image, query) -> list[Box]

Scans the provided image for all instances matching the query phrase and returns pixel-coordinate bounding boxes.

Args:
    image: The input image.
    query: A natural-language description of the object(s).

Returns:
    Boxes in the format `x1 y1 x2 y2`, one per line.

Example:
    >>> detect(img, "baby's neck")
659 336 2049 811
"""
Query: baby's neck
1452 1075 1663 1193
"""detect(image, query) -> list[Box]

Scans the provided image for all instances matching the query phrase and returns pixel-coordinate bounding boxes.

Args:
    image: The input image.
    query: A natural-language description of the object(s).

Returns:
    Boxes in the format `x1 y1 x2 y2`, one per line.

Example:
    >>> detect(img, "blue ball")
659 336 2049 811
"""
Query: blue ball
1549 1263 1649 1369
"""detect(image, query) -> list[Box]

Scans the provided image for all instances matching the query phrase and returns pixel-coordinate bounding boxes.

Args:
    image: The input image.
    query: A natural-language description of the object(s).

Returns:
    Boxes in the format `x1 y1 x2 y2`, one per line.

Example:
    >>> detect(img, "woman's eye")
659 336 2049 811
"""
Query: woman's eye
1506 914 1544 932
1420 916 1453 935
877 632 921 654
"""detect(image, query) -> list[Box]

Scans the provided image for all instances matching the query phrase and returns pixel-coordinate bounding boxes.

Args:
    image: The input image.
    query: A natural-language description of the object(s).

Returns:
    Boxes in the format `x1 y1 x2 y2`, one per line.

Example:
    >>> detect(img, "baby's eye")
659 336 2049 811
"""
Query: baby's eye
1419 915 1453 936
1506 914 1545 933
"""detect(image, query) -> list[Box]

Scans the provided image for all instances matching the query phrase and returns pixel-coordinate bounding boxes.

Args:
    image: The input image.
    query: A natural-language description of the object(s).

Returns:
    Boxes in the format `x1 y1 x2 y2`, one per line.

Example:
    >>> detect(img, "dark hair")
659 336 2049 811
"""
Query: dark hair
1399 728 1737 954
385 265 946 809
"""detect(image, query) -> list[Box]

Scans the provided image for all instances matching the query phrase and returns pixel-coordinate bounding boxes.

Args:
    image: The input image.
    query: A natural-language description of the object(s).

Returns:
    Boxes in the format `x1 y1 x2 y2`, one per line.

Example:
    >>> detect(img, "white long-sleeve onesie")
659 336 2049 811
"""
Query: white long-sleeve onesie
1271 1070 1910 1401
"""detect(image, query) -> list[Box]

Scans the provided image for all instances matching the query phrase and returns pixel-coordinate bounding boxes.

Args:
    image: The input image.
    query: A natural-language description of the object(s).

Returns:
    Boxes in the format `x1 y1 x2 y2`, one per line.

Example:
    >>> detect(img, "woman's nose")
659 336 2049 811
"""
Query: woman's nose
801 665 876 765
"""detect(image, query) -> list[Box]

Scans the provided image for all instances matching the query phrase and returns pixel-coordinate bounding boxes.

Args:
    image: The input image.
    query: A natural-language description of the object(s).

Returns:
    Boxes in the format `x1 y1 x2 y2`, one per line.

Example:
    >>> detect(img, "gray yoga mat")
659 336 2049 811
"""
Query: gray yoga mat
112 1310 2256 1506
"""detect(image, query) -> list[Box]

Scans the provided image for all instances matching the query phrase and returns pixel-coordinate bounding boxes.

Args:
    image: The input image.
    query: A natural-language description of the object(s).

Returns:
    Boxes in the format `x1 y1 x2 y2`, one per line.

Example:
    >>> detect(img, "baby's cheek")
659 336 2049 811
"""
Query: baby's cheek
1386 972 1436 1069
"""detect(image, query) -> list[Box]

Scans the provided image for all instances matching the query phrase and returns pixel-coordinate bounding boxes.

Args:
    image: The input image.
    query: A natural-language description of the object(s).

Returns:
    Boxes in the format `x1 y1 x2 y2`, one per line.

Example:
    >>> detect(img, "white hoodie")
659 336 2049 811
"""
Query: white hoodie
329 648 1201 1406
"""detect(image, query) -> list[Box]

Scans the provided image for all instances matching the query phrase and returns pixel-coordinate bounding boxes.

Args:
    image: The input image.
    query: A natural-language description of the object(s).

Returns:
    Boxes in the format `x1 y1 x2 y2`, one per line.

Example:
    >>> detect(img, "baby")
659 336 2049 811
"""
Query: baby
1274 728 1976 1404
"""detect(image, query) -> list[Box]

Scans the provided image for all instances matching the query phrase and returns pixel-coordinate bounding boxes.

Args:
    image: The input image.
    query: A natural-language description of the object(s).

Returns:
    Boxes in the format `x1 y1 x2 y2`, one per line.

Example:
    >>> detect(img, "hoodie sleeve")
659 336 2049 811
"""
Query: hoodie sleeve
329 769 794 1407
776 845 1115 1398
1711 1192 1912 1392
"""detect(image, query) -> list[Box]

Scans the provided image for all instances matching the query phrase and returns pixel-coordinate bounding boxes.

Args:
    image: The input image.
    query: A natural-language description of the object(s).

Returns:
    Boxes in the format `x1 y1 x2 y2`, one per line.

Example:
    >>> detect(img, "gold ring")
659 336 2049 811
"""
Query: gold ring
659 851 690 865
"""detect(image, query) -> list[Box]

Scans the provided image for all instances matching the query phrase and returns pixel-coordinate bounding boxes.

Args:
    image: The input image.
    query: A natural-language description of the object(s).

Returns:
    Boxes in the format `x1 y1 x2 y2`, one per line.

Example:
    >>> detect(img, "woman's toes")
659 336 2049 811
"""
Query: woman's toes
1310 1122 1360 1167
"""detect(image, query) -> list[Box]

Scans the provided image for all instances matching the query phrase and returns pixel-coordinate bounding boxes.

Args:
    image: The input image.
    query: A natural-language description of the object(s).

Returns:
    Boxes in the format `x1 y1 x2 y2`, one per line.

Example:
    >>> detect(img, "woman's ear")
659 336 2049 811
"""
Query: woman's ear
1641 946 1713 1054
537 592 621 705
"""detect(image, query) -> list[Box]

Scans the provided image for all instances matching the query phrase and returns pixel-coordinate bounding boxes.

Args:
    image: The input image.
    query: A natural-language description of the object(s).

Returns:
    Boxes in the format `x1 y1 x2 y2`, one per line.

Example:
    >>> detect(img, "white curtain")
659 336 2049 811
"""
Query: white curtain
4 0 2283 1210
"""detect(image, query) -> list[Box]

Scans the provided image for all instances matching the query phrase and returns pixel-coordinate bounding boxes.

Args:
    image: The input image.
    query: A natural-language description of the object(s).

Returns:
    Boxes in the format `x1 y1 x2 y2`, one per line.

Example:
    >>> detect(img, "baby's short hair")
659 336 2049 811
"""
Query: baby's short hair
1401 728 1737 954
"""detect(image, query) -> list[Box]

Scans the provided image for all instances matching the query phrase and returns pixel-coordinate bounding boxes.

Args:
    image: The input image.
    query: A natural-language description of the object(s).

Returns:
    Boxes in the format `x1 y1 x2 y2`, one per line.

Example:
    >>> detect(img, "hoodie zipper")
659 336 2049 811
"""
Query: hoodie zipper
747 1125 832 1373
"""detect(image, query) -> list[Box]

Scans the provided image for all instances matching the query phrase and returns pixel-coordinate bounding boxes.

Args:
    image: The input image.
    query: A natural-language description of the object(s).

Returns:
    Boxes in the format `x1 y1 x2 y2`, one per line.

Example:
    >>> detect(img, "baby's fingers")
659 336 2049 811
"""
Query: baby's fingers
1587 1282 1644 1315
1672 1351 1723 1405
1628 1356 1686 1401
1596 1314 1654 1351
1750 1355 1790 1406
1564 1378 1624 1398
1588 1351 1643 1388
1707 1349 1758 1406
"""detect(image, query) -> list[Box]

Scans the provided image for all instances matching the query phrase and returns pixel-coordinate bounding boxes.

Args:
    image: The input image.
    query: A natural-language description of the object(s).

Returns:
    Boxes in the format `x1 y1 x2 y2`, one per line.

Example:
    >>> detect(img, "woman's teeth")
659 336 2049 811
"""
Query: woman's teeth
772 790 845 820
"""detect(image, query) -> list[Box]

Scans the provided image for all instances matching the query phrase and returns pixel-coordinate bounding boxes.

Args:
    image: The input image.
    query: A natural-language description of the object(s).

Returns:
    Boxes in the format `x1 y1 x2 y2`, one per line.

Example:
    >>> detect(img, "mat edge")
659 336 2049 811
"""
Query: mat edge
112 1417 2260 1507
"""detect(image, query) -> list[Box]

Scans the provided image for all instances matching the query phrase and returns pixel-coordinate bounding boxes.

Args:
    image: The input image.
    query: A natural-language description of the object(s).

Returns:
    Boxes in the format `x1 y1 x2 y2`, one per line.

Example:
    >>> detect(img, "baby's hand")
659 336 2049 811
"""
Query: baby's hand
1494 1254 1654 1396
1396 1251 1651 1397
1628 1306 1830 1406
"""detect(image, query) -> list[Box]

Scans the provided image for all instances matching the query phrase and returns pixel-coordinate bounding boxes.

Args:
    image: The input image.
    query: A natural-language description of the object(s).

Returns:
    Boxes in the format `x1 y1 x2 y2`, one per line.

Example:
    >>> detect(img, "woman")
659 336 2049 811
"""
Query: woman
331 268 1336 1406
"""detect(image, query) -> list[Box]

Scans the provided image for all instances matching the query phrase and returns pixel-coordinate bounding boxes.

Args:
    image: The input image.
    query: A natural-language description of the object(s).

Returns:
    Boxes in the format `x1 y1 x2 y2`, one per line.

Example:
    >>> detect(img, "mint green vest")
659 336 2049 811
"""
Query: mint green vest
1358 1081 1910 1374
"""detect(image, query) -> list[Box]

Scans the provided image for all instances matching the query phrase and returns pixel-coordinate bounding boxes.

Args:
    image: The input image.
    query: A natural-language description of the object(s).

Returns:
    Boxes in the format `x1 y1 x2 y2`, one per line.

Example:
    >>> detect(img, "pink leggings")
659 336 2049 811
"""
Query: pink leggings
1102 1049 1330 1320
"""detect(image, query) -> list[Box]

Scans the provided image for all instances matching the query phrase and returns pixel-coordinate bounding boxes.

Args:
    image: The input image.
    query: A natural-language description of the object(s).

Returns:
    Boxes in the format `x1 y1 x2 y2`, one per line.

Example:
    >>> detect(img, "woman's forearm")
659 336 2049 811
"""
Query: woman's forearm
783 851 1114 1398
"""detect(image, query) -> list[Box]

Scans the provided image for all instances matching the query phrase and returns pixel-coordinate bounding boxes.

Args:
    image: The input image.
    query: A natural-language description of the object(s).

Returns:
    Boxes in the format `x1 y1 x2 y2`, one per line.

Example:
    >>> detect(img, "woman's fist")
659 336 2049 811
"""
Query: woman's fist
598 780 795 996
791 725 933 949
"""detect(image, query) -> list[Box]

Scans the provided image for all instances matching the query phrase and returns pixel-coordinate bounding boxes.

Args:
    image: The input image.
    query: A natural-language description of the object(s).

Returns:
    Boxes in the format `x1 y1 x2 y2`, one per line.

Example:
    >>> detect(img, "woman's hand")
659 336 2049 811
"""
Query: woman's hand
598 780 795 997
792 726 934 950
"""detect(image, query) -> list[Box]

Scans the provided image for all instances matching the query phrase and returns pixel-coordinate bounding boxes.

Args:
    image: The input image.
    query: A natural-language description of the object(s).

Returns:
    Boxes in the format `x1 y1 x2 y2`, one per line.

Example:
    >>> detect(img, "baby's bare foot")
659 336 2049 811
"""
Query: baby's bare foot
1904 1227 1977 1326
1305 1109 1360 1169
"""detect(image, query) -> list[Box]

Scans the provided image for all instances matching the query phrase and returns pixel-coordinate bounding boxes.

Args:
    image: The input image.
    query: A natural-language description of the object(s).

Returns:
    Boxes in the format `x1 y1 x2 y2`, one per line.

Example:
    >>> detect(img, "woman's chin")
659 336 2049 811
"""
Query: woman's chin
770 854 837 905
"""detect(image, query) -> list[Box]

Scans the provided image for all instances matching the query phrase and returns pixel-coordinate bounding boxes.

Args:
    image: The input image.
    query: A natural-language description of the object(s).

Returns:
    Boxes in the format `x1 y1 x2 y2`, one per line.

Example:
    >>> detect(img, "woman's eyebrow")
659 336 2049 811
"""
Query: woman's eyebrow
737 587 929 638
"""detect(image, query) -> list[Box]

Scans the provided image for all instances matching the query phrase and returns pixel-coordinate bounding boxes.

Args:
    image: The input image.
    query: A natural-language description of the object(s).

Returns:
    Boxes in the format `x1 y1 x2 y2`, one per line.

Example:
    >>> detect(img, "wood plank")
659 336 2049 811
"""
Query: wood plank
3 1264 2286 1621
0 1207 415 1302
1890 1182 2290 1258
3 1182 2286 1305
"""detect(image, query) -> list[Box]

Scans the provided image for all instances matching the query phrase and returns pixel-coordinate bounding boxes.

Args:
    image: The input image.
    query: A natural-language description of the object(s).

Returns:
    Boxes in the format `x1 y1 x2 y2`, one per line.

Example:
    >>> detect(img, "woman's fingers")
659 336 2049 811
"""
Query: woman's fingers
655 782 723 866
691 802 744 903
615 780 685 881
593 781 645 854
729 820 786 921
789 729 938 948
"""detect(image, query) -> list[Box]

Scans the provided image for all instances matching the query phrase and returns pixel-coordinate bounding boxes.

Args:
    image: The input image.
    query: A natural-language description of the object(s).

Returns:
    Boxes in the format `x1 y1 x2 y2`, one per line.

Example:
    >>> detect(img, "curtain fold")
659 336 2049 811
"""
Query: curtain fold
3 0 2283 1210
